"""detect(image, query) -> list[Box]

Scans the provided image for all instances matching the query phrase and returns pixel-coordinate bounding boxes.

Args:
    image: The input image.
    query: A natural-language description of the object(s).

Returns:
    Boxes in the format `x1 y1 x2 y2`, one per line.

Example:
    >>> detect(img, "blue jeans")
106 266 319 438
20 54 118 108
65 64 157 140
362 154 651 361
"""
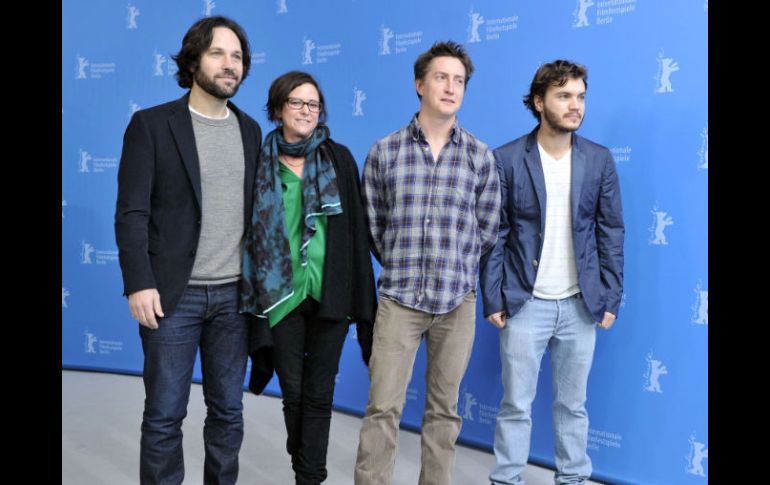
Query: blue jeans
139 282 249 485
270 298 349 485
490 294 596 485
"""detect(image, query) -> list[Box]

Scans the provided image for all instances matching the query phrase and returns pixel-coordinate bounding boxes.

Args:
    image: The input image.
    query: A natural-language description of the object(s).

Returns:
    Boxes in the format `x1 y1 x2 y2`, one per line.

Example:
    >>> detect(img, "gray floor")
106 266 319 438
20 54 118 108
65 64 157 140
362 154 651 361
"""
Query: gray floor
62 370 602 485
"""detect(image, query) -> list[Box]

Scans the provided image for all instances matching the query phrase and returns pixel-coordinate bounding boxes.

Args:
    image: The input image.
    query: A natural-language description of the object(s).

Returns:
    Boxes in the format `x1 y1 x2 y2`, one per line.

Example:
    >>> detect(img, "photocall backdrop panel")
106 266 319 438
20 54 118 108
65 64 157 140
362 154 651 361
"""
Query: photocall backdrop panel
62 2 708 483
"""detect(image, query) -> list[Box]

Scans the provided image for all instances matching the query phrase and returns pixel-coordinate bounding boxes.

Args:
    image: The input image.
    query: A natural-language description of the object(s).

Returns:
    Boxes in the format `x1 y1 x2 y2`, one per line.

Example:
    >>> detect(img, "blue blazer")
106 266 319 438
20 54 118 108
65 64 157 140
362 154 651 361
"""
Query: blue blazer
480 128 624 323
115 94 261 315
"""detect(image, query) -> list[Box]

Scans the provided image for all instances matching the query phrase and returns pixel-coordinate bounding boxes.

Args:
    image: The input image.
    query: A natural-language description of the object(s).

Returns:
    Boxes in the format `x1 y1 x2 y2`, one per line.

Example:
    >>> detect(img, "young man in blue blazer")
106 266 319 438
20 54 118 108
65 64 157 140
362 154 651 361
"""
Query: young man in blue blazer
480 60 624 485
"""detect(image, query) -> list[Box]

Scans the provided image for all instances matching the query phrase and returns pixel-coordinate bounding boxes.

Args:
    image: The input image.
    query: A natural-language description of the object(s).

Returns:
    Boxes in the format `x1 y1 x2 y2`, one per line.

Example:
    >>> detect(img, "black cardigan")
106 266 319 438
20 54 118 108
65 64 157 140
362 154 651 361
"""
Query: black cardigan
247 138 377 394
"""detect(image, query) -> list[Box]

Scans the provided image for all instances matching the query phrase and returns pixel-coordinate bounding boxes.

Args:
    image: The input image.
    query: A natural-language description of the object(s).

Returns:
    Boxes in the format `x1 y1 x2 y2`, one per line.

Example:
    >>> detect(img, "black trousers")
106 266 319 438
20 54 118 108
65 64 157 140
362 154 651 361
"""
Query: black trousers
271 298 349 485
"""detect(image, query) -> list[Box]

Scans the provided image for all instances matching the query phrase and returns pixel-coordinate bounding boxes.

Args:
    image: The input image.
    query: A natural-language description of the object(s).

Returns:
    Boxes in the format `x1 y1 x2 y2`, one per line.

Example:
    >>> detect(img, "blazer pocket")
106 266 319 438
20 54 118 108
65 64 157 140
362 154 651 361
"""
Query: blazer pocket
513 184 538 217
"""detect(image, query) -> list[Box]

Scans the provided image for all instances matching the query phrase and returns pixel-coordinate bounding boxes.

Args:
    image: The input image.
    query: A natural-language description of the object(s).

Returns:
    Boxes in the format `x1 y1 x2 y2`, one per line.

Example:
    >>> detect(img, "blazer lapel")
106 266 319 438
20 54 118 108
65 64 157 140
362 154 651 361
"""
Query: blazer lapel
168 98 202 210
570 135 587 224
524 131 547 230
232 103 258 227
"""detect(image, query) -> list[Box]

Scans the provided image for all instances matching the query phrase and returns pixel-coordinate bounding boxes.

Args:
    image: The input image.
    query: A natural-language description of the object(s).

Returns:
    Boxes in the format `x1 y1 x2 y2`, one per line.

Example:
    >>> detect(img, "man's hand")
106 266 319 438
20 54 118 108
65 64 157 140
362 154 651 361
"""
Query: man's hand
128 289 164 329
486 311 507 329
597 311 616 330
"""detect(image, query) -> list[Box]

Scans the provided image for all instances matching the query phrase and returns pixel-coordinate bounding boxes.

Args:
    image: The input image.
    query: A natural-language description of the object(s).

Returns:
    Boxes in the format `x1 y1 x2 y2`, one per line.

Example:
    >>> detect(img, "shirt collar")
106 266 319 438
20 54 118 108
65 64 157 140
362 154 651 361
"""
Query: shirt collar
409 113 461 145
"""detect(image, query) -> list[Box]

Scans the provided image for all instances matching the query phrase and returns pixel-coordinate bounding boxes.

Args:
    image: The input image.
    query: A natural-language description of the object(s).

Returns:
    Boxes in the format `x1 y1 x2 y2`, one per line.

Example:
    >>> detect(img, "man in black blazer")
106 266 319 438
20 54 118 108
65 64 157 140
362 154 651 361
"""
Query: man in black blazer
114 16 261 485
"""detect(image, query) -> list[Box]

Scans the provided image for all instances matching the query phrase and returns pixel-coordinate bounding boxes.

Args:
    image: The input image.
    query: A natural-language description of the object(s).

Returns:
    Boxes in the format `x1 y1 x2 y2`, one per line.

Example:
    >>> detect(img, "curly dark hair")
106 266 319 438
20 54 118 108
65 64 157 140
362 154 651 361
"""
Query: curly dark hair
523 60 588 120
172 16 251 89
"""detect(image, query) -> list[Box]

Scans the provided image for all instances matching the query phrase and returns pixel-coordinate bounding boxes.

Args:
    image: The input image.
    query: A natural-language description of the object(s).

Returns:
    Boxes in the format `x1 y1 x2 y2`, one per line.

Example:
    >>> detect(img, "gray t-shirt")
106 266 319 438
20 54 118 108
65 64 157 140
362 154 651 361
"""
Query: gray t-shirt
188 107 245 285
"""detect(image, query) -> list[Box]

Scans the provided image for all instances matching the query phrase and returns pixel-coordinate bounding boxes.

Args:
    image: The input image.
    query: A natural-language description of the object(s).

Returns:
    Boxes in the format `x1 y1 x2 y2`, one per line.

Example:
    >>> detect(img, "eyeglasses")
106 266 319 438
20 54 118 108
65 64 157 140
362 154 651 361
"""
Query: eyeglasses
285 97 322 113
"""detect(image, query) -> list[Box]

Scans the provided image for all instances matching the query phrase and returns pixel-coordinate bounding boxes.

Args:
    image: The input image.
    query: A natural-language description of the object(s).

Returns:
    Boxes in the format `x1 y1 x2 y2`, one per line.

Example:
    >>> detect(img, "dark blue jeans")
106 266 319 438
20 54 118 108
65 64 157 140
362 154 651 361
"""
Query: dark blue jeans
271 298 349 485
139 282 249 485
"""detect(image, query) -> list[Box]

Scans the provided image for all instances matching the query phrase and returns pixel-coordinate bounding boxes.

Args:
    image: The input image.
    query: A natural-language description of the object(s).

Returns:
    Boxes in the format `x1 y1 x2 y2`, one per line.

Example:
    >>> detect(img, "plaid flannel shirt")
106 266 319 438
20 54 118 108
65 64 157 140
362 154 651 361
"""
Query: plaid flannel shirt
362 115 500 314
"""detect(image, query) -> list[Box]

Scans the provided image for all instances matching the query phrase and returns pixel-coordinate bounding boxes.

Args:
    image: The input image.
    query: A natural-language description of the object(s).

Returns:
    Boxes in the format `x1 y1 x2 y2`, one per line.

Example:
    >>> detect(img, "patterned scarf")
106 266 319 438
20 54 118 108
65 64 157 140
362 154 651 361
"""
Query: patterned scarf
241 125 342 316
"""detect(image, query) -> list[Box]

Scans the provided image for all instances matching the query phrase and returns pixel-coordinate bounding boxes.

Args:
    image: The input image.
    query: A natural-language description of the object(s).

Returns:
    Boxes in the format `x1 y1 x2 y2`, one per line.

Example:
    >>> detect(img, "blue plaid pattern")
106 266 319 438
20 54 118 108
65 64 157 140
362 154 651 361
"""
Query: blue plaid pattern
362 115 500 314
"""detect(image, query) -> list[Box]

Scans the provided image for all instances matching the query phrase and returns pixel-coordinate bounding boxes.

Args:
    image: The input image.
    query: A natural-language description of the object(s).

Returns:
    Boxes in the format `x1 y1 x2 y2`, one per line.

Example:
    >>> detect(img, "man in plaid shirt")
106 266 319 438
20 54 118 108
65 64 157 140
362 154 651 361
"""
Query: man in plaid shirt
355 40 500 485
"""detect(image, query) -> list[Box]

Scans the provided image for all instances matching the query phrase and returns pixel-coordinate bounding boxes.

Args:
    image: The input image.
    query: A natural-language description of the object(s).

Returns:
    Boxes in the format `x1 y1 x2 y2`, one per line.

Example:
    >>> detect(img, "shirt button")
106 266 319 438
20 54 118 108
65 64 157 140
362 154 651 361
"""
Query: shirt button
426 218 431 224
532 259 538 267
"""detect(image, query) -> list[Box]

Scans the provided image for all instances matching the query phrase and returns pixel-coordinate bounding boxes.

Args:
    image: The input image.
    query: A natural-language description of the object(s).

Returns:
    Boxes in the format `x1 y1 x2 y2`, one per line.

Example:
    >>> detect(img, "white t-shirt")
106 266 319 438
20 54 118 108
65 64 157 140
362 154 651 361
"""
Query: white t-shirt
532 144 580 300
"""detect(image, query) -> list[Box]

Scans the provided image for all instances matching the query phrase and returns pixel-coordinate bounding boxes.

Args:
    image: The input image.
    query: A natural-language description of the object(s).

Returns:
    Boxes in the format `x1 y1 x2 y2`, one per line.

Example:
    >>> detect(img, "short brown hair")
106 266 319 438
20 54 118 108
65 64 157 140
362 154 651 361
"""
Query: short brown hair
265 71 327 125
413 40 474 99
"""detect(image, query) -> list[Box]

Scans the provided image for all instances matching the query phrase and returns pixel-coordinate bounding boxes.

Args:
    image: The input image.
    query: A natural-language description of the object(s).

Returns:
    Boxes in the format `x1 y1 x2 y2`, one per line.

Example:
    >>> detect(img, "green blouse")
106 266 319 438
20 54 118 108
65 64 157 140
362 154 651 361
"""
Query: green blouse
268 163 327 326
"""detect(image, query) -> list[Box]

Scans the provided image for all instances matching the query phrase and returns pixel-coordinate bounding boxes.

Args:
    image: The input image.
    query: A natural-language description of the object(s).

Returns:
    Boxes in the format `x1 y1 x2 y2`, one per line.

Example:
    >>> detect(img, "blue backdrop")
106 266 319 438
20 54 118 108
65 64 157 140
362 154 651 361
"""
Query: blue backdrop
62 1 708 484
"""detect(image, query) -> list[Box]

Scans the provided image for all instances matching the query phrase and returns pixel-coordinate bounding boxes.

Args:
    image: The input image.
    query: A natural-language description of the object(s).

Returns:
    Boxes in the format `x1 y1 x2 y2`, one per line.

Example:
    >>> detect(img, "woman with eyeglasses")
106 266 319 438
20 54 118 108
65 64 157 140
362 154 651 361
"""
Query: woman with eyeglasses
241 70 376 485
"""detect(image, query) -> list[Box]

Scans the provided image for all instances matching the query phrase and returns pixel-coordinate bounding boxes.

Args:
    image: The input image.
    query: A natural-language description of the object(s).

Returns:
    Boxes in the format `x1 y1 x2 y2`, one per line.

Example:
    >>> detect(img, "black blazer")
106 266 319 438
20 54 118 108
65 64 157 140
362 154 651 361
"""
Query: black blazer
115 93 262 314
